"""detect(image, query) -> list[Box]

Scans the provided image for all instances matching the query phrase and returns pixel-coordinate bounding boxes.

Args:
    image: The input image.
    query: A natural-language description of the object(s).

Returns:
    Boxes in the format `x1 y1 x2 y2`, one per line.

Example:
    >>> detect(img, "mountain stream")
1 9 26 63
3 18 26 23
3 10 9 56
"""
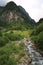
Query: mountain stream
27 41 43 65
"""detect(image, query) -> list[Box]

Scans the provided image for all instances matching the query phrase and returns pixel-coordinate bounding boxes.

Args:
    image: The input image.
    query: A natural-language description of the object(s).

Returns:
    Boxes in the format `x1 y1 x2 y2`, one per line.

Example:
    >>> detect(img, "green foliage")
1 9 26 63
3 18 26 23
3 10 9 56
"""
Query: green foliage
36 22 43 34
31 36 38 43
0 21 8 27
19 42 25 50
0 36 9 47
0 53 18 65
38 31 43 43
31 21 43 51
31 22 43 36
7 21 34 30
31 32 43 50
37 32 43 50
0 41 26 65
0 20 33 30
37 18 43 25
0 29 30 65
0 30 3 36
5 31 23 41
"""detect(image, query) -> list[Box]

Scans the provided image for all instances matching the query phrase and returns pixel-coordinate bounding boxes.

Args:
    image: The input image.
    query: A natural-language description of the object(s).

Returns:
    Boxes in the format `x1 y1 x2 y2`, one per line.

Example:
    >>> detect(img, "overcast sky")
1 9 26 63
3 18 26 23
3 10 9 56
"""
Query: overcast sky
0 0 43 22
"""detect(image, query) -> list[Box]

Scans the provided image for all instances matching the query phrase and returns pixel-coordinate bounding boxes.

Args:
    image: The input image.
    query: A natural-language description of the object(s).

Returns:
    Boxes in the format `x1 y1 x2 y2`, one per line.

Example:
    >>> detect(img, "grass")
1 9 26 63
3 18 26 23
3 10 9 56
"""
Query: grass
0 29 32 65
7 30 31 38
0 41 28 65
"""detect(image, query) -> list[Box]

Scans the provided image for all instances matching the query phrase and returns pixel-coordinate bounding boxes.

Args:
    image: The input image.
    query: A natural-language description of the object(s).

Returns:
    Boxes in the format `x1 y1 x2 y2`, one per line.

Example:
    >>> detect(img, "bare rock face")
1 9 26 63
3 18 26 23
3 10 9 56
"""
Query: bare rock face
0 1 24 24
0 10 24 23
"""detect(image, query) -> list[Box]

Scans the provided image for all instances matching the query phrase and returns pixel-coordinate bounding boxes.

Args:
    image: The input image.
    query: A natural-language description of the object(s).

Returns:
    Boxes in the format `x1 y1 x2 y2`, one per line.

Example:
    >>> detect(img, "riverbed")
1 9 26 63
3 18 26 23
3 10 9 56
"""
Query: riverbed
27 41 43 65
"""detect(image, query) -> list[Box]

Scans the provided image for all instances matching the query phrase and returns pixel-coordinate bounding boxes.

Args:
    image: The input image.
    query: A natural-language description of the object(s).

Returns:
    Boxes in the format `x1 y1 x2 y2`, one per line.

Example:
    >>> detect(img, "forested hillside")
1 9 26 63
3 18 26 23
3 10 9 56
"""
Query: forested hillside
31 19 43 51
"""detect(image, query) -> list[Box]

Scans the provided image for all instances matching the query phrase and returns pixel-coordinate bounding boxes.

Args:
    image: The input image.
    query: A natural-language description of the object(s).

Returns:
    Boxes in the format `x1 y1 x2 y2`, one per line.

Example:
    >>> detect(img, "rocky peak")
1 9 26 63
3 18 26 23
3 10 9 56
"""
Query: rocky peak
0 1 24 23
3 1 18 11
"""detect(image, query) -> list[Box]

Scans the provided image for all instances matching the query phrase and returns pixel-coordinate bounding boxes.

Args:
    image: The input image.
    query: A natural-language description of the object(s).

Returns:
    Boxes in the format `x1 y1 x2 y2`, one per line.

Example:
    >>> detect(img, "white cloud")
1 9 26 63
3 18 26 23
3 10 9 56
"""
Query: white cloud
21 0 43 22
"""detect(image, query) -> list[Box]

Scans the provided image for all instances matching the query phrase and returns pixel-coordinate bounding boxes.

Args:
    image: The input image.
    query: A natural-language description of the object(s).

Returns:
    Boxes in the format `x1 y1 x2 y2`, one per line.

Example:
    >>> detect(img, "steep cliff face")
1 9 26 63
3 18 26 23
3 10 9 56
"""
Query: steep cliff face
0 1 24 23
0 10 24 23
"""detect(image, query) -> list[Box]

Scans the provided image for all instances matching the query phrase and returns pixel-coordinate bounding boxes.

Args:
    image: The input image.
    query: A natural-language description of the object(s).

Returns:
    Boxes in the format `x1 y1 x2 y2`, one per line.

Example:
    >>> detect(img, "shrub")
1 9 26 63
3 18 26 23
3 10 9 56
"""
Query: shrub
0 31 3 36
19 42 25 49
36 22 43 34
0 36 9 47
5 31 23 41
31 31 43 50
37 31 43 50
0 54 17 65
31 36 38 43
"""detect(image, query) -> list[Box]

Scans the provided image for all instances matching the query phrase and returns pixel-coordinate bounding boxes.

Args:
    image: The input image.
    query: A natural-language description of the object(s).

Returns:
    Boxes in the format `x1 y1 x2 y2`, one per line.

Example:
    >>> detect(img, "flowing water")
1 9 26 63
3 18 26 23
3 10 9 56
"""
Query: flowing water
27 41 43 65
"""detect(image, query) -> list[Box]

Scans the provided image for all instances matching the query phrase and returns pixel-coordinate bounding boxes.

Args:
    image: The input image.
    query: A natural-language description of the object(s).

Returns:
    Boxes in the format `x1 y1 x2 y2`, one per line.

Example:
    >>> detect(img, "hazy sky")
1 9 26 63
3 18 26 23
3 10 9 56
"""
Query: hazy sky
0 0 43 22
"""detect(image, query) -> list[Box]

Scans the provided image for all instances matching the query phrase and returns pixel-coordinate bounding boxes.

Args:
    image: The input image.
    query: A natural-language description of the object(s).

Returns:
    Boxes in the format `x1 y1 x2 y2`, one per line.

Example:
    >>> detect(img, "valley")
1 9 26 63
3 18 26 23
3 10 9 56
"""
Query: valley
0 1 43 65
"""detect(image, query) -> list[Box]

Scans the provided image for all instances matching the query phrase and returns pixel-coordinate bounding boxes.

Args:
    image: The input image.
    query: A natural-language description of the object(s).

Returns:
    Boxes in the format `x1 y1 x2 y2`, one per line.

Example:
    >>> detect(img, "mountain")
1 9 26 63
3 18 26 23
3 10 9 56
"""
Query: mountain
0 1 36 30
18 6 31 20
37 18 43 25
18 6 35 26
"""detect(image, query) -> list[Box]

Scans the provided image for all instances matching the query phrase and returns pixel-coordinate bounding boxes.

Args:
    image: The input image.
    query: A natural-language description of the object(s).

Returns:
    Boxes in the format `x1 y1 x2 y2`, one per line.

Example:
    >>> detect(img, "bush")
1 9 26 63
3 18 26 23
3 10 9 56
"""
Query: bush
0 54 17 65
36 22 43 34
31 22 43 36
19 42 25 49
0 31 3 36
38 31 43 43
31 31 43 50
31 36 38 43
0 36 9 47
5 31 23 41
37 31 43 50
